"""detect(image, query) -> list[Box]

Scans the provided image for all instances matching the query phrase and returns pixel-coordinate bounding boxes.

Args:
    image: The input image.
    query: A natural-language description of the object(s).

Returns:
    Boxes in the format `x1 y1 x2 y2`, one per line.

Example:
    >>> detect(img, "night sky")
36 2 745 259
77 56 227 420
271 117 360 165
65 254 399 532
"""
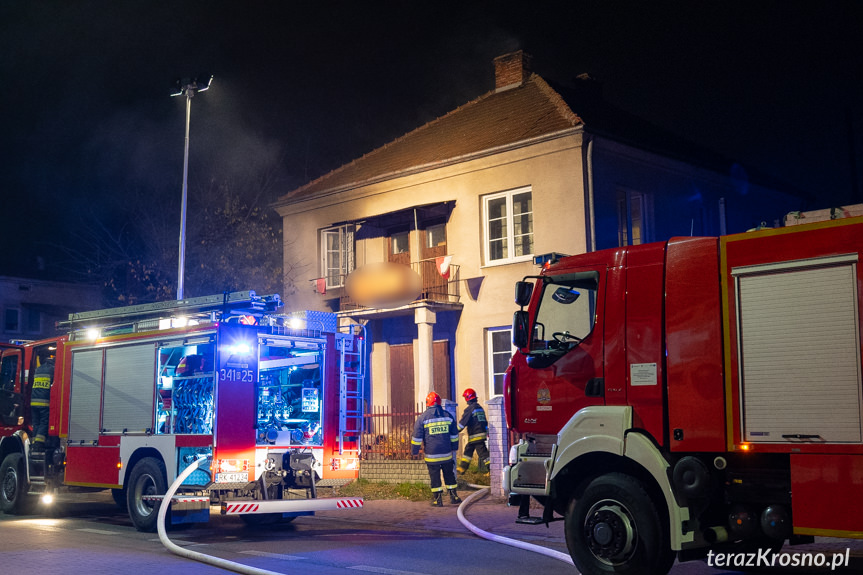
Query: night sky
3 1 863 281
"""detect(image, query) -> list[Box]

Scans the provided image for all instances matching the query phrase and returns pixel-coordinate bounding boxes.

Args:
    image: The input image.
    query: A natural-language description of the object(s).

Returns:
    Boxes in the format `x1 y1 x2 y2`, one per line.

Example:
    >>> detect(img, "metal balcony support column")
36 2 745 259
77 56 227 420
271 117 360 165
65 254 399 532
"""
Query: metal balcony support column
414 305 436 404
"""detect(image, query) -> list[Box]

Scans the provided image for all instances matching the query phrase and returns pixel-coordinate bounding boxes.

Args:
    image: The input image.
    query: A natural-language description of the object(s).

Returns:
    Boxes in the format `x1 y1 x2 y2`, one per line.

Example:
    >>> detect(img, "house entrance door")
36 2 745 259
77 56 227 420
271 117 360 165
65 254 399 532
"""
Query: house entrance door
388 340 451 412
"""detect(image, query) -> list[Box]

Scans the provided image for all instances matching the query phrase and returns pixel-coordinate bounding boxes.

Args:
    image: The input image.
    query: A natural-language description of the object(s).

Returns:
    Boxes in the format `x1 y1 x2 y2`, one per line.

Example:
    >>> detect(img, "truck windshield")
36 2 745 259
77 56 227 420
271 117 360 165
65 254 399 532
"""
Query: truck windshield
533 271 598 349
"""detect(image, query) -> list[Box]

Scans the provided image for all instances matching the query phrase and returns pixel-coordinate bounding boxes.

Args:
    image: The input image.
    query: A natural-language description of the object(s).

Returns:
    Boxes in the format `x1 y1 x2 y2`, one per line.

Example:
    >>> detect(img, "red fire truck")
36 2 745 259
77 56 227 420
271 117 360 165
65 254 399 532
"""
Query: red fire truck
503 217 863 574
0 291 364 531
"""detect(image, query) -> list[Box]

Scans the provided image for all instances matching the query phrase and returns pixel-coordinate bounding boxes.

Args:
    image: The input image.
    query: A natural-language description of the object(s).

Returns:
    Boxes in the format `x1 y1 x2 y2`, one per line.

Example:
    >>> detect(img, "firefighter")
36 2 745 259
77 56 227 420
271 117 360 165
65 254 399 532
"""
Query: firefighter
30 348 55 450
456 388 490 475
411 391 462 507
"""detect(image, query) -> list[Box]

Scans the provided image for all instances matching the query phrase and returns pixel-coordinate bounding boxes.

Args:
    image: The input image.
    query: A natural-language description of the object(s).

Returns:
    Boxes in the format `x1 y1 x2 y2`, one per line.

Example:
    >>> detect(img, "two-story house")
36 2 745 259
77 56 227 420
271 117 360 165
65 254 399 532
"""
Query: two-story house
273 51 802 413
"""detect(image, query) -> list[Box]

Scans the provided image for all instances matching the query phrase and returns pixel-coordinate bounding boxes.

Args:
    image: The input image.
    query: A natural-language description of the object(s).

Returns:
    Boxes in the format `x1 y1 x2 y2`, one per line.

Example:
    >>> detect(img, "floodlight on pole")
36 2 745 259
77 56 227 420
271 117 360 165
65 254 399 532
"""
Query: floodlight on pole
171 74 212 301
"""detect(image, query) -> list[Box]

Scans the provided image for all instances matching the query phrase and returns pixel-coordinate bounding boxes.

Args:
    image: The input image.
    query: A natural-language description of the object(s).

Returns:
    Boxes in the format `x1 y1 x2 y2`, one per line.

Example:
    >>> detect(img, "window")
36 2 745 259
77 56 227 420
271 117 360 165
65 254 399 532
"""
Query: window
391 231 410 255
426 224 446 248
617 189 651 246
4 308 20 333
483 187 533 264
321 225 355 288
534 272 598 347
487 327 515 397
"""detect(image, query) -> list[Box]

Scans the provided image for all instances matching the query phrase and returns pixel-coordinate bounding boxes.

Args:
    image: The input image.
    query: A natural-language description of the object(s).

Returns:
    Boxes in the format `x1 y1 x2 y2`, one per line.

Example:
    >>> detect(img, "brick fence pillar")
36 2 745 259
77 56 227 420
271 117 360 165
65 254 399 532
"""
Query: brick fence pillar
486 396 508 498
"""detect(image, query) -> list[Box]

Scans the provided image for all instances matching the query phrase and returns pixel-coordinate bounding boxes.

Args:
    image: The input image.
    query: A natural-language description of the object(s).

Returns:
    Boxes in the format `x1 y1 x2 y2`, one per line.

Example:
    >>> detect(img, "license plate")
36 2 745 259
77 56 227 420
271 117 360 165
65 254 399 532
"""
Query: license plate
216 472 248 483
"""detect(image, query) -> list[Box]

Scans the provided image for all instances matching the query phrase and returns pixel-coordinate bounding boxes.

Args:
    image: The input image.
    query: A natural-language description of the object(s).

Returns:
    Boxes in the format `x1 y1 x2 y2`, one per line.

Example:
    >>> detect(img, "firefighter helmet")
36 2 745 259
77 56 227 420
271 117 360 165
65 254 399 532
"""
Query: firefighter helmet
177 354 205 376
462 388 477 402
425 391 441 407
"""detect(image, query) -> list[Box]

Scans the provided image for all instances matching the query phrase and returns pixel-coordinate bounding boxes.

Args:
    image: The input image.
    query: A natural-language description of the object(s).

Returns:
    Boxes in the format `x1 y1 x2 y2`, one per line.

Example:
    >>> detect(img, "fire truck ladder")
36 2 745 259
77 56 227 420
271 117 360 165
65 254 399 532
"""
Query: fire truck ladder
57 290 282 338
337 325 365 457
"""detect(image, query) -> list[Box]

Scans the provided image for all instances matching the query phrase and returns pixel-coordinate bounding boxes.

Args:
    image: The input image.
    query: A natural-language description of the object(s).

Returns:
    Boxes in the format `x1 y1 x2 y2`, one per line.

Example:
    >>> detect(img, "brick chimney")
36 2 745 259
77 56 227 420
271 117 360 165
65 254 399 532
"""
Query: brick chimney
493 50 532 92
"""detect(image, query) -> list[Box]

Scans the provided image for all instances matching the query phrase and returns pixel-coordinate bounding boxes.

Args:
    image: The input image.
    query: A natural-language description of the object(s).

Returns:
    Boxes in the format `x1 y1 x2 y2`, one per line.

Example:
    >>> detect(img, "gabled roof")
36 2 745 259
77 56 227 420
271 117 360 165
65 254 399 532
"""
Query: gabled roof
278 68 807 205
278 74 582 203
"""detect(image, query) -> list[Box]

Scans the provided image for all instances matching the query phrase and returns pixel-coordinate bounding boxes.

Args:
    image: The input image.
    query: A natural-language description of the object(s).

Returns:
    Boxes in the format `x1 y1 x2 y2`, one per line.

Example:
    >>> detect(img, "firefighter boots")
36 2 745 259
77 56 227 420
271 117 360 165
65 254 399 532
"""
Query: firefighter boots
431 491 443 507
448 489 462 504
456 458 470 474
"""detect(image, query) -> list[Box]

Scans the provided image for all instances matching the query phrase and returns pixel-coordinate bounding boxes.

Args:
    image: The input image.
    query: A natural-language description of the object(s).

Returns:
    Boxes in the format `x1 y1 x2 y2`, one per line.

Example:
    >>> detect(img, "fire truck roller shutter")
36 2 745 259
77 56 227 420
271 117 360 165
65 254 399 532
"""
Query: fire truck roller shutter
102 344 157 434
69 349 104 443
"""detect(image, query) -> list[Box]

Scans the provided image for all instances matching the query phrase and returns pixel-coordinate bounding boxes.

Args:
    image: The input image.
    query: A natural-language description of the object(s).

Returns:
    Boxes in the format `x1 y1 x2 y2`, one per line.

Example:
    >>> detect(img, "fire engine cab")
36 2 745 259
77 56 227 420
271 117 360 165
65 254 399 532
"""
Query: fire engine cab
0 291 364 531
504 217 863 574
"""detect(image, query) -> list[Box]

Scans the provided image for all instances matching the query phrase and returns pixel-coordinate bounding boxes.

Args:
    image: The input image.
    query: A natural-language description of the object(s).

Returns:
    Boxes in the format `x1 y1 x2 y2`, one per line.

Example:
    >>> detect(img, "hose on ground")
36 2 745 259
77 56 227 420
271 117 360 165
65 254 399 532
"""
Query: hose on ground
157 457 286 575
456 486 576 567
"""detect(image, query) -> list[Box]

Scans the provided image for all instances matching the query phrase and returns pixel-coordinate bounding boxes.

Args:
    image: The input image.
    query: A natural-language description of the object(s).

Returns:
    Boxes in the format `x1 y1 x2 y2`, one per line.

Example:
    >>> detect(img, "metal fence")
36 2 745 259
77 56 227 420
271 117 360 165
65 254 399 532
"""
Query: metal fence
361 404 423 460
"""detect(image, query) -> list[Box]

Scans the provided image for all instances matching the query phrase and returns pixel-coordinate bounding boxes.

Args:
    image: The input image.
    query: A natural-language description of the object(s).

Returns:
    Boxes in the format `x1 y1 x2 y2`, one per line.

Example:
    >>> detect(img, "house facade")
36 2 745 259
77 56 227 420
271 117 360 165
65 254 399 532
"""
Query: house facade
0 276 102 343
273 51 801 412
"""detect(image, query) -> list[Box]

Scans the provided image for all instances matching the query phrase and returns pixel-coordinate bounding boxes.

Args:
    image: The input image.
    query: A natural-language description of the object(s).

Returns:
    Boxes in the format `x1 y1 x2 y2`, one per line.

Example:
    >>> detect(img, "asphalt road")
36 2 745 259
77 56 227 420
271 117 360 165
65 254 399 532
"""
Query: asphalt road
0 491 573 575
2 491 861 575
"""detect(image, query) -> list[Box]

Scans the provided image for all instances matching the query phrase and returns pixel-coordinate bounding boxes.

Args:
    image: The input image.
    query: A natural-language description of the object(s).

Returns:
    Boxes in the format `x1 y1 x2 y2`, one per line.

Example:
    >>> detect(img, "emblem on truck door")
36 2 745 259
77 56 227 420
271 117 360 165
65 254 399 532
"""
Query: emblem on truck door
536 384 552 411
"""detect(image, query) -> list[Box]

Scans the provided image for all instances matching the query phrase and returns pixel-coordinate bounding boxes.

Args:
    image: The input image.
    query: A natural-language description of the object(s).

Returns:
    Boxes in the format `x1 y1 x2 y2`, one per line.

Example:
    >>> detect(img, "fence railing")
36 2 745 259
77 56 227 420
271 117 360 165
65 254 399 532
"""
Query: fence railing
361 404 423 460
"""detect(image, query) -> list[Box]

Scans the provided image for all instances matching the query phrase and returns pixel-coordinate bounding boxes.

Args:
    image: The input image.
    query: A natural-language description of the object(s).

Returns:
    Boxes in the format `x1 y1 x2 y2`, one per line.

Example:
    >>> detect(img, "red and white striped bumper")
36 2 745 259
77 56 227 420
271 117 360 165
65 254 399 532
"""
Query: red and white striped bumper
220 497 364 515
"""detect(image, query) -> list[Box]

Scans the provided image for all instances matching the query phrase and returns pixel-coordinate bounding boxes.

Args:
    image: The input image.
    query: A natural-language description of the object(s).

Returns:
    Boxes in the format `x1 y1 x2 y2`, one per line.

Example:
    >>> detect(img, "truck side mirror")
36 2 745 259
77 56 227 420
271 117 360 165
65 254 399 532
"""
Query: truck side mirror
515 281 533 307
512 310 530 349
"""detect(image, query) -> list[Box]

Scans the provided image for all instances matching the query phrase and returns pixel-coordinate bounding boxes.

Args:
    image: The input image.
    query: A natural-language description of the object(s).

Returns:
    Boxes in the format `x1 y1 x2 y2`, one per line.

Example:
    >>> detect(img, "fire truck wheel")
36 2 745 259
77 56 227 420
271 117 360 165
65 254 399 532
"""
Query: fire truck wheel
127 457 167 532
0 453 33 515
565 472 671 575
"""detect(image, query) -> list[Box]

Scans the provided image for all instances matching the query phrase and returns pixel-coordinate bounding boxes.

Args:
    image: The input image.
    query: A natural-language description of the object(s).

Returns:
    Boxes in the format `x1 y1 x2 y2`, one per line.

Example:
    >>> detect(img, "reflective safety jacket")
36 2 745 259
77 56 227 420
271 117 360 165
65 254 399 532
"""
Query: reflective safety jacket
31 360 54 408
458 399 488 444
411 405 459 463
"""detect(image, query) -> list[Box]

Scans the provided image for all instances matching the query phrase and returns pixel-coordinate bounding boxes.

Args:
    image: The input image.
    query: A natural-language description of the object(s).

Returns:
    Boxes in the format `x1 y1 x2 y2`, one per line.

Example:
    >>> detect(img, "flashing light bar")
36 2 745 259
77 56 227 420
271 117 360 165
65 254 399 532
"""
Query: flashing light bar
533 252 568 266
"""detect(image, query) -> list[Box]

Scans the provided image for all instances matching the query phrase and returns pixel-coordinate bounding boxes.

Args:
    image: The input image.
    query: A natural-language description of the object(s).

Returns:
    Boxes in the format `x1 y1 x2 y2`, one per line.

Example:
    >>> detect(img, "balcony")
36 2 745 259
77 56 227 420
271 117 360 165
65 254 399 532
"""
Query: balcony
338 258 461 312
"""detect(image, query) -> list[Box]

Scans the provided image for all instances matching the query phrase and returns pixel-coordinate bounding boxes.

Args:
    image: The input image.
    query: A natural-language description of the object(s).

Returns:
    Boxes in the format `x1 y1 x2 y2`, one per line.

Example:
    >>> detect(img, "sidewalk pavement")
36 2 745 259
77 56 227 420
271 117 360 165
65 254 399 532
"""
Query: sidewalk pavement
317 487 568 555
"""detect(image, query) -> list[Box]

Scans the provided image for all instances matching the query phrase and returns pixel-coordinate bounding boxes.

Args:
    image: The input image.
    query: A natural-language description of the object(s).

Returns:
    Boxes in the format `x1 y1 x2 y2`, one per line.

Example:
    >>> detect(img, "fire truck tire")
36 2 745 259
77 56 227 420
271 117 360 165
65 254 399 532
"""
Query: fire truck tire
0 453 33 515
127 457 167 532
565 472 672 575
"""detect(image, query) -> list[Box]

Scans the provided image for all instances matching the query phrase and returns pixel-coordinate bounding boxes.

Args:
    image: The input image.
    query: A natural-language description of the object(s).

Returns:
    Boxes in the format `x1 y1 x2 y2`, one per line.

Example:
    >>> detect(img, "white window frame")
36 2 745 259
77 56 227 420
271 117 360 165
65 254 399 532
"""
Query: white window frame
320 224 355 289
486 326 516 397
483 186 534 265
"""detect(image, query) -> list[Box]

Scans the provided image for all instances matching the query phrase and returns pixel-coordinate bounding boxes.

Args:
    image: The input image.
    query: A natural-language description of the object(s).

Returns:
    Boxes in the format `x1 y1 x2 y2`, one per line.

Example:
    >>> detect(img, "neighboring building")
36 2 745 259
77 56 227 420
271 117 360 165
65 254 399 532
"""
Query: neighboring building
273 51 803 412
0 276 102 343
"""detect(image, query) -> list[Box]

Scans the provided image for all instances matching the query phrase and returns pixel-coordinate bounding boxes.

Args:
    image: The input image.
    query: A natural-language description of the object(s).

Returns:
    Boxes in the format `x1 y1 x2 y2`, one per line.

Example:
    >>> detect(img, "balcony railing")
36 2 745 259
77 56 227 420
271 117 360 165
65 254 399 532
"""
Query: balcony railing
338 258 460 312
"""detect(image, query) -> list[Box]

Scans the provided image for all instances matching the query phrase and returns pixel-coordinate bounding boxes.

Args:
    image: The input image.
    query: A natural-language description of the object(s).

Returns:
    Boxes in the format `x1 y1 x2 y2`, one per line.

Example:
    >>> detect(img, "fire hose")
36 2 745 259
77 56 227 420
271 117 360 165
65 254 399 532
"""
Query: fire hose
158 460 573 573
157 456 286 575
457 485 576 567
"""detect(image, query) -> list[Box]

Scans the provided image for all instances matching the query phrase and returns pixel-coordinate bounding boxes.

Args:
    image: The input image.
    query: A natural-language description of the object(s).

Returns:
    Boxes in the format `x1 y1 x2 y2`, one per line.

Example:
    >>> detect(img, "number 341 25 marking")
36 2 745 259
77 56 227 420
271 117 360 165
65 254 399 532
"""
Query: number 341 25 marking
219 368 254 382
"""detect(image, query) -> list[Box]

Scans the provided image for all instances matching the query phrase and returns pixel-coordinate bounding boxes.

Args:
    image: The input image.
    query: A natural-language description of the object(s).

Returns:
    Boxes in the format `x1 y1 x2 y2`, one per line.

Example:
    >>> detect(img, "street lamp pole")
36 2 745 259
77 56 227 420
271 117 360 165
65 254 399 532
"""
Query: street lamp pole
171 75 212 301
